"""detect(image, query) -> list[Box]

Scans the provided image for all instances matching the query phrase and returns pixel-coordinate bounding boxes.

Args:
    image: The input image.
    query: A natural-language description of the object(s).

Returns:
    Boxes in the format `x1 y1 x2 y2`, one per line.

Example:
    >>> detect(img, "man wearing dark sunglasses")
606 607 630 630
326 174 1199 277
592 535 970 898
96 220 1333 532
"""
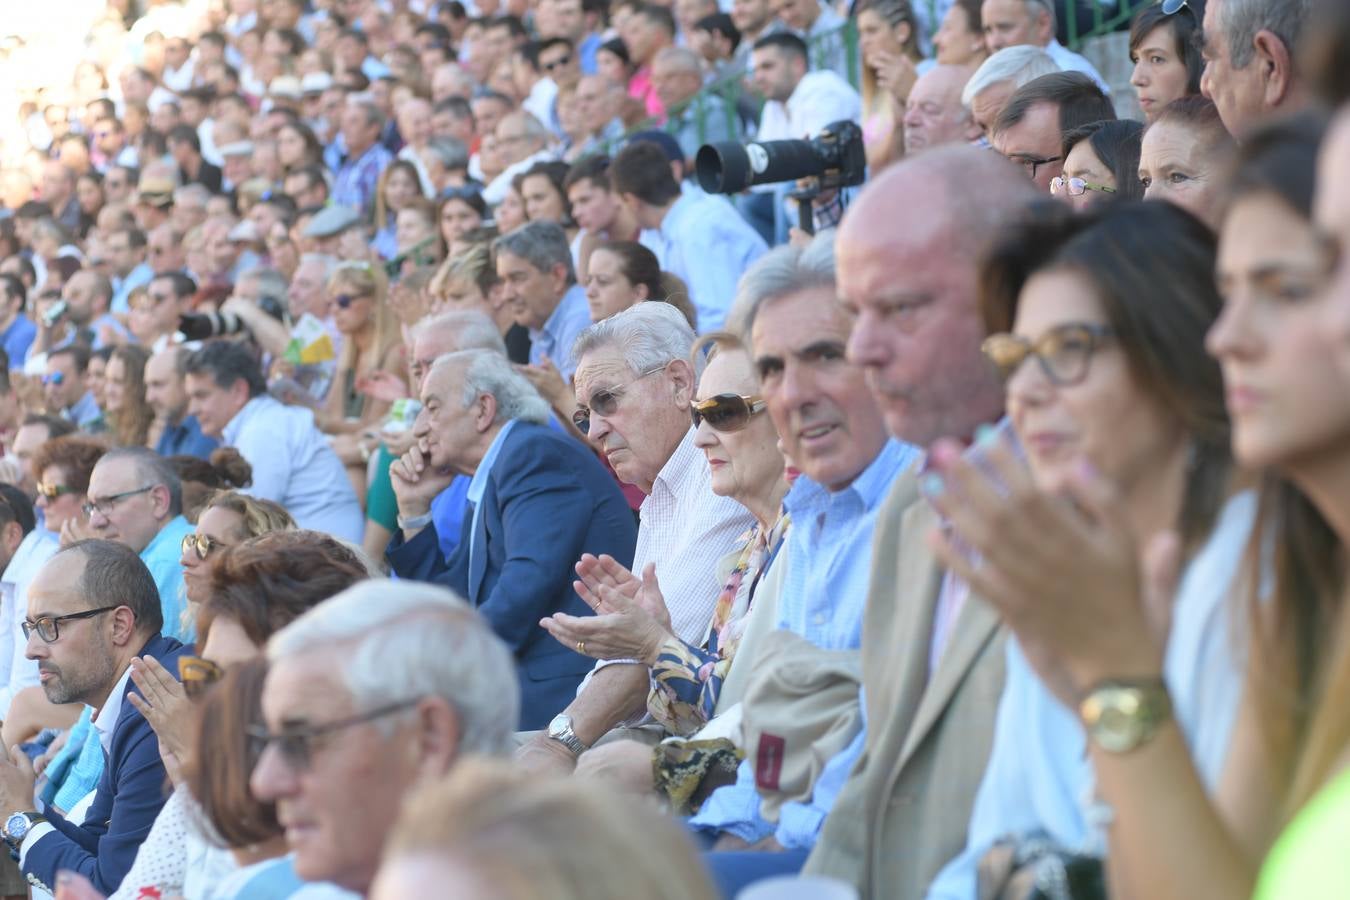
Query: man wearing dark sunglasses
7 541 189 896
387 349 635 729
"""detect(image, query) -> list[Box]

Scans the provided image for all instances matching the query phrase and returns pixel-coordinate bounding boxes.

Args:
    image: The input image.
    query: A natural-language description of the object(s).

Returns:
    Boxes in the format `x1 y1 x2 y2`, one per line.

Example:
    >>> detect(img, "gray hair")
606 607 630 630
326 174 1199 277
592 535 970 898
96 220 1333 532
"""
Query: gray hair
432 349 550 425
499 110 550 145
493 220 575 283
961 45 1060 108
424 136 469 171
736 229 837 337
414 309 507 356
173 183 211 208
239 265 289 303
571 301 699 378
98 446 182 517
1221 0 1311 68
654 46 702 74
297 252 339 282
267 581 518 755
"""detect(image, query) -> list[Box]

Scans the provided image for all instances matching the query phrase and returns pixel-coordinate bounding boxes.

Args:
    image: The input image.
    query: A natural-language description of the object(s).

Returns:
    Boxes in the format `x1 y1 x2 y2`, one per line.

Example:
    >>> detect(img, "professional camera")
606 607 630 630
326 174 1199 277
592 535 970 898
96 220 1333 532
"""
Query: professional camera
178 294 287 342
695 120 867 195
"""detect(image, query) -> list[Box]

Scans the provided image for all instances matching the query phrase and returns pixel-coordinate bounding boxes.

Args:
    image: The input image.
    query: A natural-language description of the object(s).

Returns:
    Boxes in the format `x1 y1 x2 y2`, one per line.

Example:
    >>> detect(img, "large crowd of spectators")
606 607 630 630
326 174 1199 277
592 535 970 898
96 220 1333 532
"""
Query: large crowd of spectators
0 0 1341 898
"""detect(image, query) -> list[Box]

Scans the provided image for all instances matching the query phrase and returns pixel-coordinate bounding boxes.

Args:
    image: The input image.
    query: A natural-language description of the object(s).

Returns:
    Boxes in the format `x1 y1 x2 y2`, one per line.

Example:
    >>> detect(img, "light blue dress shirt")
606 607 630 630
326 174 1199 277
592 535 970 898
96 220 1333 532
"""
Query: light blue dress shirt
111 261 154 314
656 191 768 333
530 283 592 380
690 438 921 848
222 395 365 542
465 420 517 573
140 515 196 643
926 490 1256 898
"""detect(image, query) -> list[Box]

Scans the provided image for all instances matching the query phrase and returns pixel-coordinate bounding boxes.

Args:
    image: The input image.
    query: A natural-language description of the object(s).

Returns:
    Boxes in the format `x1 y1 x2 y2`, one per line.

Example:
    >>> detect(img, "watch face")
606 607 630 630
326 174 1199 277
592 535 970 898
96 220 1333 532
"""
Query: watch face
547 714 568 738
4 813 27 841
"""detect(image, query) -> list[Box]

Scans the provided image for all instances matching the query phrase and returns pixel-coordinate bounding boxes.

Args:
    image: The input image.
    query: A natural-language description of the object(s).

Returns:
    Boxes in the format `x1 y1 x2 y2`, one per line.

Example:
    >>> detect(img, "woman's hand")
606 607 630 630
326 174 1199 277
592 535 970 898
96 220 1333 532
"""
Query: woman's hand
126 655 193 786
874 49 919 105
356 370 410 404
58 516 91 549
922 432 1167 706
516 356 573 413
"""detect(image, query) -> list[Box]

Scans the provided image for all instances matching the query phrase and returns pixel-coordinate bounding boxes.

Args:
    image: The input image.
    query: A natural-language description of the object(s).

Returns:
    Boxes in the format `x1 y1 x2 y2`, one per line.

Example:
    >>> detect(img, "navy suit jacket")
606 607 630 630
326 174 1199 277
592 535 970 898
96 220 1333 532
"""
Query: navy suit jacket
23 634 188 895
388 421 637 729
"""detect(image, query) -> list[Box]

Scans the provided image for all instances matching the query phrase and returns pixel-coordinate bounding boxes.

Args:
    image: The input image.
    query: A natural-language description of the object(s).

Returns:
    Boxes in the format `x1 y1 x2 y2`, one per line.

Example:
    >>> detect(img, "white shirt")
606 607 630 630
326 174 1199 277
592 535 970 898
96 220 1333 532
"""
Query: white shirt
222 395 365 542
93 665 134 755
0 529 59 718
757 70 863 144
483 147 557 206
1044 38 1112 94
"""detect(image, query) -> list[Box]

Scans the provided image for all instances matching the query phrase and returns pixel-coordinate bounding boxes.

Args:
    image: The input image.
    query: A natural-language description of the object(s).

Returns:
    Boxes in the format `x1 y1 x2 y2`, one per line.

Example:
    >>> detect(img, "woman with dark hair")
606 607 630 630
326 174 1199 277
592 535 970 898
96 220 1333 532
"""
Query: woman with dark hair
167 448 254 523
1129 0 1205 121
75 170 104 238
1139 95 1235 230
519 160 577 240
1054 119 1147 209
928 117 1336 900
104 343 154 448
275 120 324 173
931 0 986 66
596 38 635 91
437 186 488 256
584 241 696 327
923 200 1254 895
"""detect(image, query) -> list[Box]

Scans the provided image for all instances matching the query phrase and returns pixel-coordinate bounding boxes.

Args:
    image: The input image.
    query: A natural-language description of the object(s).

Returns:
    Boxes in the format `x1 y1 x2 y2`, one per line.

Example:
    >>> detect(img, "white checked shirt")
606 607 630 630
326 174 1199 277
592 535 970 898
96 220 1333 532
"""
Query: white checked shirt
591 428 756 682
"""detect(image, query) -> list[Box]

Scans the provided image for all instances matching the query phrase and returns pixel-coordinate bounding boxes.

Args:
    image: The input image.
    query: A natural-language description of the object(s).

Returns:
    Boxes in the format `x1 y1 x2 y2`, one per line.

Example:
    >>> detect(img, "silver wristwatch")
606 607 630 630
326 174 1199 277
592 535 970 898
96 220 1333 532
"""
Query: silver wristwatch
546 713 588 755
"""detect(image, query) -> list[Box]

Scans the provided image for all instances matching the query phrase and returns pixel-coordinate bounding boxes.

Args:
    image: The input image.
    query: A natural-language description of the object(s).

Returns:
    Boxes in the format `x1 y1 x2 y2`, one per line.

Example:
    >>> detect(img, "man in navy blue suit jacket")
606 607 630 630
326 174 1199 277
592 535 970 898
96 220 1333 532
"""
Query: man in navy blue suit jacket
0 540 186 895
388 349 637 729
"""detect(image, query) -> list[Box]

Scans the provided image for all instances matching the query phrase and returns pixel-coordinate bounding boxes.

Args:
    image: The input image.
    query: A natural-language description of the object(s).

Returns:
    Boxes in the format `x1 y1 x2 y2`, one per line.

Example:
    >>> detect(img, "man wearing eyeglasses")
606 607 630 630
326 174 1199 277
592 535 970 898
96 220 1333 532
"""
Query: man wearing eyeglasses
387 349 636 729
5 540 188 896
250 582 516 897
991 71 1115 194
83 449 196 642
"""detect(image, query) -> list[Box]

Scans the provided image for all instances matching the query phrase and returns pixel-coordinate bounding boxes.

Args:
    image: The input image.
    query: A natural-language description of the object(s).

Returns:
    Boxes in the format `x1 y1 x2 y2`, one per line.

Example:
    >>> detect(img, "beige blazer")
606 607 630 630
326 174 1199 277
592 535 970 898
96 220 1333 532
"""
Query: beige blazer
803 467 1008 900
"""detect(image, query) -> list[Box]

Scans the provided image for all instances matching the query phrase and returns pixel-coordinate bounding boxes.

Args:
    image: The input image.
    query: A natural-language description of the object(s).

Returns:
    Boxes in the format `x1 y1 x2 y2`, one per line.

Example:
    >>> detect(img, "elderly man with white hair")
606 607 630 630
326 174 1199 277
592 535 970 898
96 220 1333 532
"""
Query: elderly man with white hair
387 349 637 729
961 44 1060 139
517 302 755 771
250 580 520 897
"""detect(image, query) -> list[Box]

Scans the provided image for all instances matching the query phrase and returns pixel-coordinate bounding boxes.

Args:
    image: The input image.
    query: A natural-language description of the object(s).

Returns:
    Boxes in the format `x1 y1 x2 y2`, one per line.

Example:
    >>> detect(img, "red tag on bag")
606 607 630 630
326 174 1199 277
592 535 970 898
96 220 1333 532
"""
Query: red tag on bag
756 733 785 791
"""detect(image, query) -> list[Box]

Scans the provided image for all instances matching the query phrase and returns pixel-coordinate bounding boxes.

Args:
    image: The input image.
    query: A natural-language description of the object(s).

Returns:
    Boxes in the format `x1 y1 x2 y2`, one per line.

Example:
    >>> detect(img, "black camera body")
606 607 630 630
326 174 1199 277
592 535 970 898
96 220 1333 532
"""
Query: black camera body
695 120 867 195
178 294 287 342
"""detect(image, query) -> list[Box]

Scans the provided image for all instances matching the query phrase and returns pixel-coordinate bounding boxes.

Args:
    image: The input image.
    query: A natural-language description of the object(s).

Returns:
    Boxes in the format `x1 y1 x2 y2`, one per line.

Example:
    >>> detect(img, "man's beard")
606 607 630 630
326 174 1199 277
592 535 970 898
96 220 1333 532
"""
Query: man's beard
41 633 116 706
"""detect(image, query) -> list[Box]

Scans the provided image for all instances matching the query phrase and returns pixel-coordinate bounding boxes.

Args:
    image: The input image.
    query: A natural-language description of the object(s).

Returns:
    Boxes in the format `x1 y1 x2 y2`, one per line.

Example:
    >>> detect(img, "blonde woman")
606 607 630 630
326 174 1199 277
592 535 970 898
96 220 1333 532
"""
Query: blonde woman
320 261 408 500
858 0 926 171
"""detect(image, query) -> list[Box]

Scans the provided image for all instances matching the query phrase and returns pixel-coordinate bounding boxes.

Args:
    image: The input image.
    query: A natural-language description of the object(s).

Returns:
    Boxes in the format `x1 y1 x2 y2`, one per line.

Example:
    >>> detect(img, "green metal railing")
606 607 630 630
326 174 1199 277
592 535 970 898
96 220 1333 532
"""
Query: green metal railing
601 1 1147 158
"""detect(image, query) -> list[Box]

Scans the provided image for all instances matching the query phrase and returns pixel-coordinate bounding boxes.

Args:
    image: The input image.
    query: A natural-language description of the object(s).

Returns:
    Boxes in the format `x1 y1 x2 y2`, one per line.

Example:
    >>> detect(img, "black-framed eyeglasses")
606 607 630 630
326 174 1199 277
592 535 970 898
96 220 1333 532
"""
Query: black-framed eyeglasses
691 393 767 433
22 606 119 643
179 654 224 699
35 481 75 500
542 54 573 71
247 699 423 771
82 485 155 518
181 532 226 561
571 365 667 435
982 323 1117 386
1050 176 1117 198
1007 153 1062 180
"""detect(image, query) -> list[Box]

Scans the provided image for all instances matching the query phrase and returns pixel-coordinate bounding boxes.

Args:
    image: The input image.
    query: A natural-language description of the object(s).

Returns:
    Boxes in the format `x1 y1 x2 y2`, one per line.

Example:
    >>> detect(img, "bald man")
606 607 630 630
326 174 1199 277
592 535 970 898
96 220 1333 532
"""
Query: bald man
798 146 1038 900
902 64 982 154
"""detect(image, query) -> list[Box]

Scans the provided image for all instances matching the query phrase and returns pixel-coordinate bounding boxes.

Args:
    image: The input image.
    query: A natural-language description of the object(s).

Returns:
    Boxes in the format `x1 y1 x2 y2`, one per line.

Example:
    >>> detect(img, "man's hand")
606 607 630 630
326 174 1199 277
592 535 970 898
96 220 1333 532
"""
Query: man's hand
0 743 37 818
515 733 579 775
389 444 455 519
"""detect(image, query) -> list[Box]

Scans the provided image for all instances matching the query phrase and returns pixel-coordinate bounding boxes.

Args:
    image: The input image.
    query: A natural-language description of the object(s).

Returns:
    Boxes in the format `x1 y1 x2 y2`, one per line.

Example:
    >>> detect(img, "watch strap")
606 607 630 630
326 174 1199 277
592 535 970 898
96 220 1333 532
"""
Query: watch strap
397 511 434 531
1080 676 1172 754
